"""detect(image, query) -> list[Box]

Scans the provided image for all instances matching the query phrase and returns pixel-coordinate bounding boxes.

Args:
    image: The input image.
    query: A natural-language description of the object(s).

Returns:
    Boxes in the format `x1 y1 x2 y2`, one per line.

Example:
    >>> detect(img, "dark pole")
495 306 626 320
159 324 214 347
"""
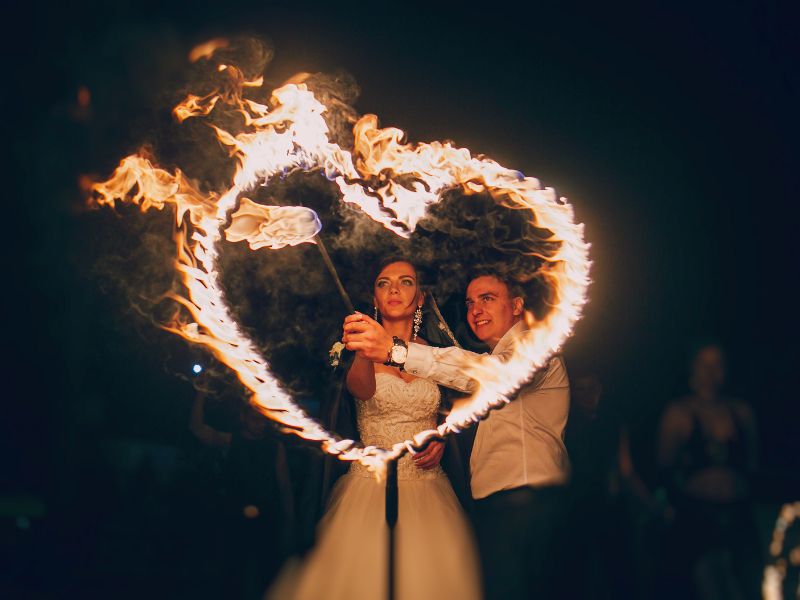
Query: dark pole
320 375 347 512
314 232 354 511
385 458 399 600
314 234 355 314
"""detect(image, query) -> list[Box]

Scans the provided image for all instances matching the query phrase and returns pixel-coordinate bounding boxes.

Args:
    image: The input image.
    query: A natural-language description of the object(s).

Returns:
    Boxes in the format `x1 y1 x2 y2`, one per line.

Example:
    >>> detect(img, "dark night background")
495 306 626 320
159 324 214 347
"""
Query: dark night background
3 1 799 598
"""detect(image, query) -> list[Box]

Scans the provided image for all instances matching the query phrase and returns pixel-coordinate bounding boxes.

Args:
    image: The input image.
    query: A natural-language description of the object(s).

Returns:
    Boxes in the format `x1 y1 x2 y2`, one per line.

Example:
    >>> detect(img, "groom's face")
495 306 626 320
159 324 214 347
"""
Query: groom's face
465 276 523 350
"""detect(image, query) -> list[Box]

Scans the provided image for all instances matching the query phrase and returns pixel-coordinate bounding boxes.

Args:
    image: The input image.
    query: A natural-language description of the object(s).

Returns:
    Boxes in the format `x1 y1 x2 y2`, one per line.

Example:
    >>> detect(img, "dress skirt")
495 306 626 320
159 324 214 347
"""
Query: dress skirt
270 468 482 600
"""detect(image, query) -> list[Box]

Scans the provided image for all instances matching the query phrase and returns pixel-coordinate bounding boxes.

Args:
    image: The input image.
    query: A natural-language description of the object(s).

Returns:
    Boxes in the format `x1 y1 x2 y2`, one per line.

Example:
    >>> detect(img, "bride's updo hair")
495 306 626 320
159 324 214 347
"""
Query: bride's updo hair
370 254 425 289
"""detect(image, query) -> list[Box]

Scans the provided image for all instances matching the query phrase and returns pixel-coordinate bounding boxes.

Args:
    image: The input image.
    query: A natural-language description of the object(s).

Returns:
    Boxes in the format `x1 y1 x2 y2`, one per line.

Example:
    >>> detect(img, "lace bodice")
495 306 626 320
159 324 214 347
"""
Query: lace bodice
350 373 444 481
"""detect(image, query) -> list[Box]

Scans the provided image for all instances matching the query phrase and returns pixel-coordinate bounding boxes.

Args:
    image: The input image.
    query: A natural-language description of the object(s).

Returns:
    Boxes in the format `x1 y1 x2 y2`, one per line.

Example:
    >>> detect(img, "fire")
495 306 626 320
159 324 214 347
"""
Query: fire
90 44 591 479
188 38 229 63
173 93 220 123
763 501 800 600
172 63 264 123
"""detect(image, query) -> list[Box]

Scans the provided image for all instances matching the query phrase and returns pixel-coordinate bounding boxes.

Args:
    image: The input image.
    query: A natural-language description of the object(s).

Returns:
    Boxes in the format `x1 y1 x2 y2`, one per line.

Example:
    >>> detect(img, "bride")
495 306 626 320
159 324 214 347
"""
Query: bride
273 257 481 600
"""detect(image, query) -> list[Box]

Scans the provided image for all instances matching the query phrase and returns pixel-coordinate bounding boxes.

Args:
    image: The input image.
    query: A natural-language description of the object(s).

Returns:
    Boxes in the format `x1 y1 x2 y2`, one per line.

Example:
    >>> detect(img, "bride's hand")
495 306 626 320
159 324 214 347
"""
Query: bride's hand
342 312 393 363
413 440 445 470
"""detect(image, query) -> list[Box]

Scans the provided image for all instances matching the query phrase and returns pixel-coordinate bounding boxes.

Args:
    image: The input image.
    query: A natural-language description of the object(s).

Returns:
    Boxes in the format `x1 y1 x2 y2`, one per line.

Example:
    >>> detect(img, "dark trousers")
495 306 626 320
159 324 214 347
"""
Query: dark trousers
474 485 567 600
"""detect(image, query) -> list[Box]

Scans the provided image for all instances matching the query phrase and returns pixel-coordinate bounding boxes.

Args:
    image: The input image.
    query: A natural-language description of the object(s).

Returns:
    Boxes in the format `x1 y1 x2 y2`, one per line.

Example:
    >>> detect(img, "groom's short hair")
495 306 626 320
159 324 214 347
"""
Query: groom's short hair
467 268 525 301
467 269 556 322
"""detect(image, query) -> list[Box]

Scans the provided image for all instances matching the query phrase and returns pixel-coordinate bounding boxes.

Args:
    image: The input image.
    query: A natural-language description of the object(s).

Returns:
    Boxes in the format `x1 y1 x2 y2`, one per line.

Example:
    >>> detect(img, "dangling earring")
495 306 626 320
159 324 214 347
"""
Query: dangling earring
412 305 423 341
373 306 379 321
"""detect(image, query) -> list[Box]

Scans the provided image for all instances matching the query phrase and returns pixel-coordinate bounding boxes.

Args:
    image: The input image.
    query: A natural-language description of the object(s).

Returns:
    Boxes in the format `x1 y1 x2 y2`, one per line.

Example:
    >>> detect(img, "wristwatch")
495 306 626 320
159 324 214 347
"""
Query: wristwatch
384 336 408 368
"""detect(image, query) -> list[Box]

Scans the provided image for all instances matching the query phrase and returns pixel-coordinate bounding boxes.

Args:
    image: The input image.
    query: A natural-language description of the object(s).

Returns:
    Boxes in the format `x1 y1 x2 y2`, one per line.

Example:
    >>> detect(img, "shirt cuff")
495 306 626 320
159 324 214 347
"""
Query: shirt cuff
404 342 435 378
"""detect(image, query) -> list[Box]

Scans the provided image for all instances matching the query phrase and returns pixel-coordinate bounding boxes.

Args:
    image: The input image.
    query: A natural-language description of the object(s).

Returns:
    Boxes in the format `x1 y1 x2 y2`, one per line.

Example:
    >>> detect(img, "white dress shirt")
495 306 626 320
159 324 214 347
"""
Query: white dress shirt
404 321 571 499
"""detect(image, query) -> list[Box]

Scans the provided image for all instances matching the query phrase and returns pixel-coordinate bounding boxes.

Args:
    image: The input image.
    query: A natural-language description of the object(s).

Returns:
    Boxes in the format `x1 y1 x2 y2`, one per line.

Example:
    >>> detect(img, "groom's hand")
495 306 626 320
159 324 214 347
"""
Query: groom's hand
342 313 393 363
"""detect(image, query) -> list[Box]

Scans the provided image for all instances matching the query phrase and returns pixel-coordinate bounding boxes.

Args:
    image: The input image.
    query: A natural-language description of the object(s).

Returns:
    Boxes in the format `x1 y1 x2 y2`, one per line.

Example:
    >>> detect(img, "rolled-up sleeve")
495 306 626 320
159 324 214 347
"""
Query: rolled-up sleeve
404 344 480 393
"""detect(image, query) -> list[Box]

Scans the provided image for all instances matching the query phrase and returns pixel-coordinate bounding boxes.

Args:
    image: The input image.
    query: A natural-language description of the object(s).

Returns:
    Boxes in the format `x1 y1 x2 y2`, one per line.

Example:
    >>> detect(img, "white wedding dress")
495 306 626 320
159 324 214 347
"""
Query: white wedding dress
272 372 482 600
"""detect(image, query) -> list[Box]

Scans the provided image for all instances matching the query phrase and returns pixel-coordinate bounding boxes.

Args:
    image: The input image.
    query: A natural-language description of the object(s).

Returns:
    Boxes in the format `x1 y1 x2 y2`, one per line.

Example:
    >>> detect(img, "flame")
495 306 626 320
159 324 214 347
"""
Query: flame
188 38 229 63
91 155 215 226
90 45 591 479
763 501 800 600
172 64 264 123
173 93 220 123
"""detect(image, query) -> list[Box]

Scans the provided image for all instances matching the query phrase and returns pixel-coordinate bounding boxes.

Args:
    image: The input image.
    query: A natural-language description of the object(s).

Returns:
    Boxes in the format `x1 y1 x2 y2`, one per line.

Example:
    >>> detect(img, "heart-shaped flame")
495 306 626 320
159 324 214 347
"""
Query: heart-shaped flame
91 51 591 479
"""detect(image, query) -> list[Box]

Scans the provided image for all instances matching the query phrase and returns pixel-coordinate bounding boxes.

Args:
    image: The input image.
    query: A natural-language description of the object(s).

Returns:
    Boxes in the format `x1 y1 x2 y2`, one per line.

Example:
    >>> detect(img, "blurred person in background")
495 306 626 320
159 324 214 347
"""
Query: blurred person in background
563 373 660 599
657 342 761 600
190 384 296 600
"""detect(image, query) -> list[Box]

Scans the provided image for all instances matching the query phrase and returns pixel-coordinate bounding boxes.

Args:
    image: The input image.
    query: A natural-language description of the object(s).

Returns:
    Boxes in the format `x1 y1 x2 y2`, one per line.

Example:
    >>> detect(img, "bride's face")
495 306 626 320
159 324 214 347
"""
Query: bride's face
373 261 423 322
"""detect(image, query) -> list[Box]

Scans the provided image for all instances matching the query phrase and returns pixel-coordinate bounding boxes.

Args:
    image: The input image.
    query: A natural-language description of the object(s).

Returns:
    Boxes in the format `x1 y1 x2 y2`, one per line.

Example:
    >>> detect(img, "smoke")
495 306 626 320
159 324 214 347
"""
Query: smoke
166 37 277 189
89 205 179 334
216 179 562 404
89 35 563 426
216 170 400 401
409 189 562 320
301 70 361 150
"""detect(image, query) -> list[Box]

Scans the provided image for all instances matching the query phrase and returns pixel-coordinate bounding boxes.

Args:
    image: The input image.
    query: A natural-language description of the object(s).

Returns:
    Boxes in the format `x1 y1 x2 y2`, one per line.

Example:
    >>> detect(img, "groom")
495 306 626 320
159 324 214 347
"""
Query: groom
343 272 571 600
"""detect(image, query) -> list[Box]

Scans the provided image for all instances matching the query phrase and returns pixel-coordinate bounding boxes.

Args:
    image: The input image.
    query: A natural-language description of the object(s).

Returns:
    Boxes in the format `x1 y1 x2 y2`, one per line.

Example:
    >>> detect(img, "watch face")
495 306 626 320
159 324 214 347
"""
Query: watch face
391 345 408 363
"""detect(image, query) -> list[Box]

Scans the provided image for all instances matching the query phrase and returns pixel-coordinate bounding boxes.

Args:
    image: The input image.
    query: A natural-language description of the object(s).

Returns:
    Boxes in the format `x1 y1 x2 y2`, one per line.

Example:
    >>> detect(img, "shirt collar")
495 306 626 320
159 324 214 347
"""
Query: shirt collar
491 320 527 355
